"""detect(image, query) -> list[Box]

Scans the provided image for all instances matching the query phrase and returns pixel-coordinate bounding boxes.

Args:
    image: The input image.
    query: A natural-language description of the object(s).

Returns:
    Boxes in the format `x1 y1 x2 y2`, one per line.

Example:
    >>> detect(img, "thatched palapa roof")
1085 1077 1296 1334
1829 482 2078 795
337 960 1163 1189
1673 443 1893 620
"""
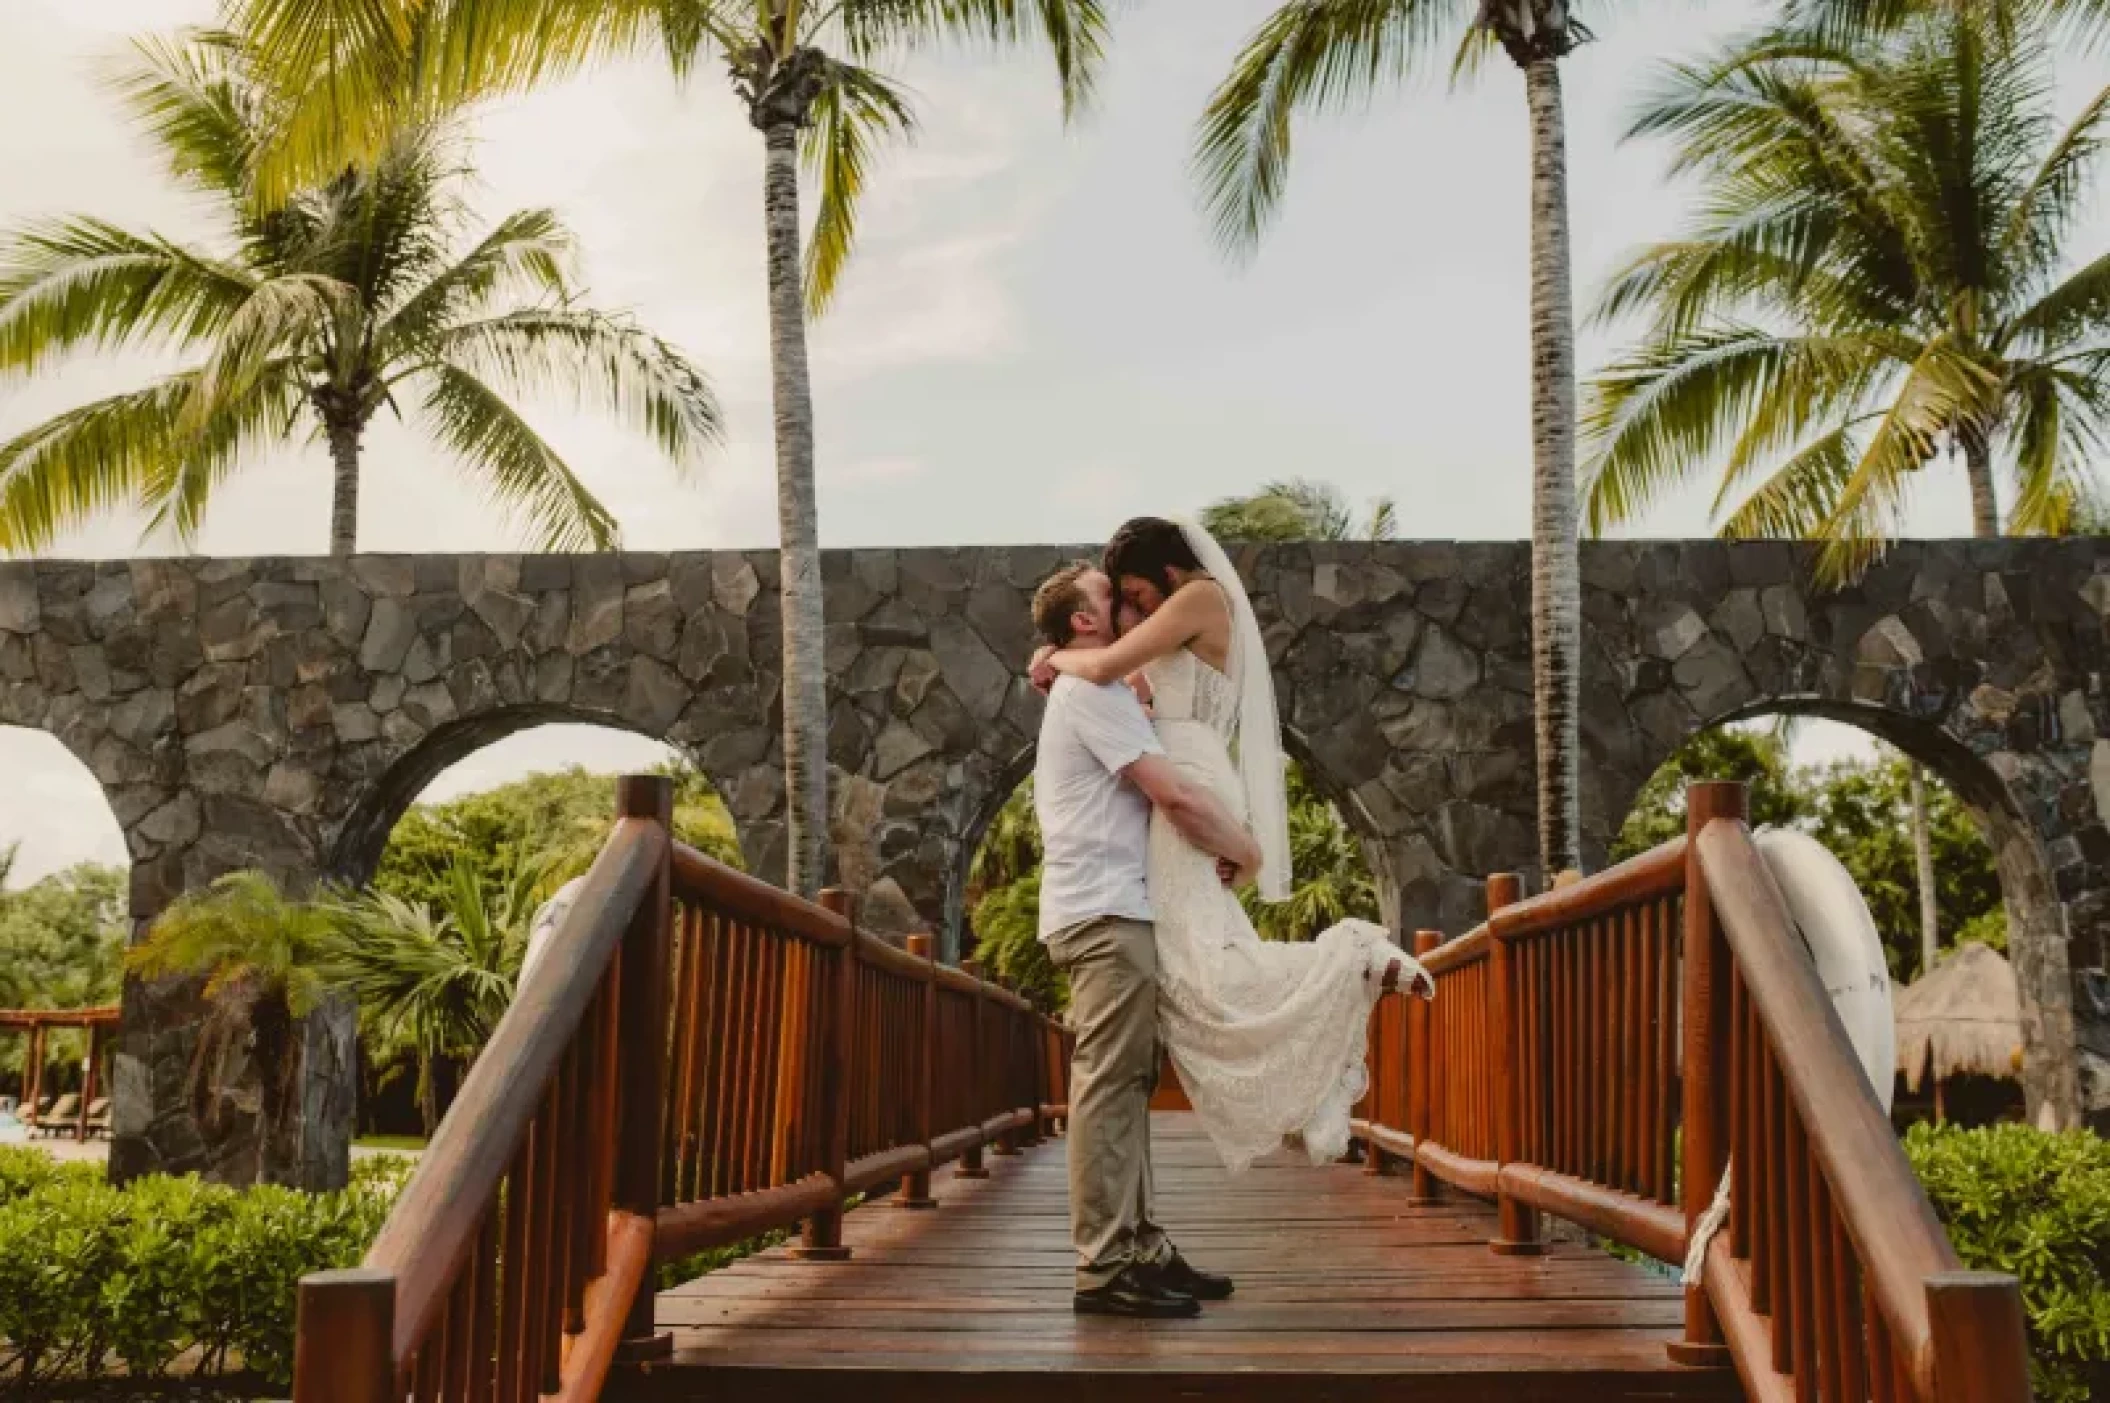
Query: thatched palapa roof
1894 942 2024 1091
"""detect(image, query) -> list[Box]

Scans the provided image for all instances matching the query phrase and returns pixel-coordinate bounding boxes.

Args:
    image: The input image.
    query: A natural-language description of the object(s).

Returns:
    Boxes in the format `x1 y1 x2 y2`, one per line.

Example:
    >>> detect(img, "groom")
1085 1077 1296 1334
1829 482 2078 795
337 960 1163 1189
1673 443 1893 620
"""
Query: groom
1029 561 1258 1319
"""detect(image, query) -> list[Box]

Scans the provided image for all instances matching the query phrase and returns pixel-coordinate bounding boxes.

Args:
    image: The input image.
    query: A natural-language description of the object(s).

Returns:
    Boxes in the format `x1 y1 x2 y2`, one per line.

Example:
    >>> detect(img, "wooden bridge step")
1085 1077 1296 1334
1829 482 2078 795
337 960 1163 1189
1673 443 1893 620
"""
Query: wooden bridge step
621 1115 1741 1403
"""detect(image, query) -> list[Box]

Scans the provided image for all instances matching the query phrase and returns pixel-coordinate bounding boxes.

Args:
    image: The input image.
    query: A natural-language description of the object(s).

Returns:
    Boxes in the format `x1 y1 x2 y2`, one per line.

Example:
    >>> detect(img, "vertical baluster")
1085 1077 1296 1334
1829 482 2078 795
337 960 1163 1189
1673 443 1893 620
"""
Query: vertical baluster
496 1136 533 1403
1783 1104 1813 1386
1811 1171 1845 1403
1727 968 1746 1267
720 923 756 1196
1654 899 1679 1205
412 1316 441 1403
959 960 991 1180
1673 780 1743 1367
667 906 707 1203
1635 909 1659 1203
1553 928 1570 1176
1866 1292 1898 1403
533 1081 564 1396
442 1222 476 1399
553 1043 582 1338
1607 911 1627 1191
904 934 938 1206
574 984 606 1302
1408 930 1440 1204
1488 876 1536 1253
696 913 732 1201
1625 909 1646 1194
468 1212 498 1403
1758 1039 1780 1320
1829 1213 1868 1403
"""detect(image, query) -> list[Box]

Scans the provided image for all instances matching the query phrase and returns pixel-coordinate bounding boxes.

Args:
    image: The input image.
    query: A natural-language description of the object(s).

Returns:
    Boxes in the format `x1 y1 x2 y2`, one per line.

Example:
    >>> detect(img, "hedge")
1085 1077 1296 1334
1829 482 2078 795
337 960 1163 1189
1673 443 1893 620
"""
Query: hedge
0 1147 411 1391
1903 1122 2110 1403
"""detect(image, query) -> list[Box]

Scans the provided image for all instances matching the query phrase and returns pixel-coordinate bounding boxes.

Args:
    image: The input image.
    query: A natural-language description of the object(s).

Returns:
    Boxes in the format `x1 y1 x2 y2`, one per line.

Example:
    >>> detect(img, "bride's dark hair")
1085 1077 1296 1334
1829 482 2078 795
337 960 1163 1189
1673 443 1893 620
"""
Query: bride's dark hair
1102 517 1203 599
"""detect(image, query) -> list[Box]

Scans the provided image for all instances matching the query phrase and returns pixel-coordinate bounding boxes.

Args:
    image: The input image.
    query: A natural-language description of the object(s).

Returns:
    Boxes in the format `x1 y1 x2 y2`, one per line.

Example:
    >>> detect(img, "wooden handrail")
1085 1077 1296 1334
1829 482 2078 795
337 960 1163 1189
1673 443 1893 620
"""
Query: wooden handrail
1694 817 1974 1398
286 774 1078 1403
1351 781 2033 1402
365 817 662 1358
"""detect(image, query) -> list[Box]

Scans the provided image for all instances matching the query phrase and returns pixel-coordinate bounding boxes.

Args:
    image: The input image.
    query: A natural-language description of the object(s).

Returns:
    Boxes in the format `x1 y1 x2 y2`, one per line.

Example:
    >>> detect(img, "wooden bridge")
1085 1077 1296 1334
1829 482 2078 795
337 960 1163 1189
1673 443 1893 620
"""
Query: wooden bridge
292 779 2032 1403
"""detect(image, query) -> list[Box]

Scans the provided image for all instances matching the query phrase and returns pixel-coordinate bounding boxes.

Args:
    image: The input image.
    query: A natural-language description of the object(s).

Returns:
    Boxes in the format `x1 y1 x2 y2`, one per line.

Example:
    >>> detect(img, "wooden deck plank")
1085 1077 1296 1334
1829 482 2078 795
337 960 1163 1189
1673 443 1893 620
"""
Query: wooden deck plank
625 1114 1741 1403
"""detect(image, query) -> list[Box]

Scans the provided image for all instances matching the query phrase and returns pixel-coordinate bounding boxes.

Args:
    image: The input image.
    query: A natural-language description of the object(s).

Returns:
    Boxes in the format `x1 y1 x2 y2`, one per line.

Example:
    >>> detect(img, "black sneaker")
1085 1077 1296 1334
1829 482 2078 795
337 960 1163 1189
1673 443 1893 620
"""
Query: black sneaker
1145 1252 1235 1302
1074 1264 1201 1318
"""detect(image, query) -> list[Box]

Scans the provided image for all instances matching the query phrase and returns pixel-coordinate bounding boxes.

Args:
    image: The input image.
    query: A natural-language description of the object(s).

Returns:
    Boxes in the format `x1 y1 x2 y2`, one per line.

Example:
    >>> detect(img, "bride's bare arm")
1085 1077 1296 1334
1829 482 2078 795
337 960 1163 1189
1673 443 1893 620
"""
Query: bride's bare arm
1044 580 1226 685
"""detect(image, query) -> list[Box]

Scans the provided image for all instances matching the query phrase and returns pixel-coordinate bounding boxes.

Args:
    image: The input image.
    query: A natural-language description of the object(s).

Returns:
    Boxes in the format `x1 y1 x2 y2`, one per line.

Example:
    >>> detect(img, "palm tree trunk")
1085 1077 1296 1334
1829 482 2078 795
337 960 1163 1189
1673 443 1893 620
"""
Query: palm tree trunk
328 419 361 556
1963 431 1999 538
1524 56 1582 876
1909 762 1939 977
761 118 830 898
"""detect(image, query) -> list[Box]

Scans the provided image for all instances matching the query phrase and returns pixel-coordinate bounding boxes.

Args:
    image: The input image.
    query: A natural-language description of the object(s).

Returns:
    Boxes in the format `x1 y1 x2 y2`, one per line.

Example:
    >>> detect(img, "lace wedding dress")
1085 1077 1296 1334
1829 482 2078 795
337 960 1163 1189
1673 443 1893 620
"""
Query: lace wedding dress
1142 644 1417 1174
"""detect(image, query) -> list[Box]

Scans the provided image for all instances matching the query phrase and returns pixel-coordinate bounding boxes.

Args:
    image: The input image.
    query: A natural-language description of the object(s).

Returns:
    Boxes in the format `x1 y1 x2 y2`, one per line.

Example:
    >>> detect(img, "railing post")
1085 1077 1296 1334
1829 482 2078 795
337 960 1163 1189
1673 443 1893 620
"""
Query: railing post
902 933 939 1209
991 978 1022 1158
798 889 858 1259
293 1268 395 1403
957 959 990 1180
78 1024 101 1142
613 774 675 1356
1488 874 1540 1256
1925 1271 2034 1403
1408 929 1442 1205
1671 780 1744 1367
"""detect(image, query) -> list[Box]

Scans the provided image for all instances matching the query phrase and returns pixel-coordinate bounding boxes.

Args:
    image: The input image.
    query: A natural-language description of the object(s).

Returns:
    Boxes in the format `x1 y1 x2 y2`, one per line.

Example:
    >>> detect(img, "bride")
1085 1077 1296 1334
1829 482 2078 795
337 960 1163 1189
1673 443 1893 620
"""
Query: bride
1031 515 1433 1174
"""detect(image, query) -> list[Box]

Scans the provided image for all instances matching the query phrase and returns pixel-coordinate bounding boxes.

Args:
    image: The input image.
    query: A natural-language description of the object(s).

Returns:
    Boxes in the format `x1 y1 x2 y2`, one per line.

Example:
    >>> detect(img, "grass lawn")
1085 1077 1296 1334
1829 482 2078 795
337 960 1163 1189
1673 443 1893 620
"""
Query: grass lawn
354 1134 427 1153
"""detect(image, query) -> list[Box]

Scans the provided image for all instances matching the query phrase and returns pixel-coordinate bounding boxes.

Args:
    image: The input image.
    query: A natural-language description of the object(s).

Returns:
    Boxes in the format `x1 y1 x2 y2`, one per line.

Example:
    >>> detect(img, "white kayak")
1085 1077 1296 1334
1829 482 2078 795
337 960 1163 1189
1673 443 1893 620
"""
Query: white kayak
1754 828 1897 1113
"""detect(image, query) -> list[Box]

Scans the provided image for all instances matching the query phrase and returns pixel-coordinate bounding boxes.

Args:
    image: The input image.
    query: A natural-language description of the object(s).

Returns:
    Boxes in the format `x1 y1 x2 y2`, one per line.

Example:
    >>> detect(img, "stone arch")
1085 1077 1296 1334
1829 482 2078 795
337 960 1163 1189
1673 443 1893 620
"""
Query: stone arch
945 739 1036 964
322 703 750 888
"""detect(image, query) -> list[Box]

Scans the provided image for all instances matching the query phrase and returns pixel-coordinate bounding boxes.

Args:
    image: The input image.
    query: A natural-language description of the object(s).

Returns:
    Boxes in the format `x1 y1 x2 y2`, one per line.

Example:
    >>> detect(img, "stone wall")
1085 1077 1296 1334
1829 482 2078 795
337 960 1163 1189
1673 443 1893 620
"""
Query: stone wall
3 540 2106 1180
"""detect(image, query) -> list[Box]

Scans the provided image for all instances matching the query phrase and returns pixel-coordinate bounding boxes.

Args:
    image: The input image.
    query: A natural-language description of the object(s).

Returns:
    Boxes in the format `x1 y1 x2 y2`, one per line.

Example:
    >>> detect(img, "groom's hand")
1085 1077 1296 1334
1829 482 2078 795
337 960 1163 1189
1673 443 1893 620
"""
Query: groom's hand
1216 858 1239 887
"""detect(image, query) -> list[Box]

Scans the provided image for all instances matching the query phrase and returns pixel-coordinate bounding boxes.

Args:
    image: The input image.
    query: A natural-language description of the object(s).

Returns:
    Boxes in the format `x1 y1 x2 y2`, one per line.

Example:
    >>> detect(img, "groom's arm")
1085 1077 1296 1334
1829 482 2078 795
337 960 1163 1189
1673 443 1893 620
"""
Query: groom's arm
1124 756 1263 882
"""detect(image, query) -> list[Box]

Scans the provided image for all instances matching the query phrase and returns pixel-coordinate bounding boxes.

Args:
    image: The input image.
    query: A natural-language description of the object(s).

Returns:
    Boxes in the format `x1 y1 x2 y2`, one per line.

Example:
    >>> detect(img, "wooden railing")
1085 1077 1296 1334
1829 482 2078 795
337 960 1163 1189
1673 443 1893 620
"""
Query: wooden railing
293 776 1066 1403
1353 781 2033 1403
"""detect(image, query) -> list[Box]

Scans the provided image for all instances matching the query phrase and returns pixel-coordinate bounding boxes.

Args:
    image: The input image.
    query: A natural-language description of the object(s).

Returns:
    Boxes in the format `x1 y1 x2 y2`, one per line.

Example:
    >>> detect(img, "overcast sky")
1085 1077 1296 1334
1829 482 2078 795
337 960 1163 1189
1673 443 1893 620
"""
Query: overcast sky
3 1 2105 882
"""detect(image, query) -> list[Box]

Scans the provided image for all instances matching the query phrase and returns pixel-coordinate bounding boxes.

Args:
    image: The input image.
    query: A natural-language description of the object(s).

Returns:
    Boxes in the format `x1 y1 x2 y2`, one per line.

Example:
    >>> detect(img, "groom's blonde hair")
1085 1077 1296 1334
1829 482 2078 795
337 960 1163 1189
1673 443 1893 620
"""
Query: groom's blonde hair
1032 561 1098 647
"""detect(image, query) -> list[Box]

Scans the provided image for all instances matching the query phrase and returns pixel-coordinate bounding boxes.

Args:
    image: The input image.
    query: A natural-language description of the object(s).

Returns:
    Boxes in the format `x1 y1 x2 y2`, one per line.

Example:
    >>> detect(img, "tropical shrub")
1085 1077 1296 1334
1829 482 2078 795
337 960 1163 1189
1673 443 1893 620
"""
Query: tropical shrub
1904 1122 2110 1402
0 1151 410 1389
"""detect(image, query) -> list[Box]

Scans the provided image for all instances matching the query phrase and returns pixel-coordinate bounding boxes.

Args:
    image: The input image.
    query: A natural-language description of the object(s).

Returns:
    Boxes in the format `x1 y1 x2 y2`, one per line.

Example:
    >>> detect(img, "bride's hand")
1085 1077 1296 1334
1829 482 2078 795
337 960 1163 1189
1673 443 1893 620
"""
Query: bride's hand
1028 645 1058 693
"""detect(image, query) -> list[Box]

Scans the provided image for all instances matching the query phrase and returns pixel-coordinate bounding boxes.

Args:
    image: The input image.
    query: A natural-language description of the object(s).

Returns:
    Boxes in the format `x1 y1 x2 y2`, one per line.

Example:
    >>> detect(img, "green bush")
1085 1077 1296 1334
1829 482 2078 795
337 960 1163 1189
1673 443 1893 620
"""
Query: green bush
0 1154 408 1389
1904 1122 2110 1402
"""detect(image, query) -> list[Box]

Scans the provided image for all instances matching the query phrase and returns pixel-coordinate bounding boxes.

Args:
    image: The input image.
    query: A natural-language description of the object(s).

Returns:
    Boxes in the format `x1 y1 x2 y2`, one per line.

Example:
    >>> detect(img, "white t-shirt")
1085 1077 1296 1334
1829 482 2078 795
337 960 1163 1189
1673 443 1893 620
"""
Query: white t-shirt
1033 675 1163 940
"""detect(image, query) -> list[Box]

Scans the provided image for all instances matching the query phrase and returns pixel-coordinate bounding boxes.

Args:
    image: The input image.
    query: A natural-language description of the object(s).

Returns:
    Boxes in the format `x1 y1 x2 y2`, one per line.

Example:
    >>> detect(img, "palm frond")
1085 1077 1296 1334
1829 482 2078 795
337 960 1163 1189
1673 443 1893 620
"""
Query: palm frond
434 306 722 469
1194 0 1464 259
0 366 303 554
186 273 357 434
2012 249 2110 353
1999 83 2110 281
1581 327 1890 533
104 29 264 207
414 361 622 551
1718 419 1861 538
0 219 256 378
841 0 1109 119
379 208 575 347
803 59 916 318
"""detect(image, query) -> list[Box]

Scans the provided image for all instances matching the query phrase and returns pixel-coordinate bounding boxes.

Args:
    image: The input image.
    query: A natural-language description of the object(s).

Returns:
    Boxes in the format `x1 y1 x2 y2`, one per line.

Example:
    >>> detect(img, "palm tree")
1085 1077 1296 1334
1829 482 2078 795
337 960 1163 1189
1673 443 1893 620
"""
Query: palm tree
1202 477 1397 542
125 871 345 1185
1581 13 2110 583
1196 0 1591 875
231 0 1106 898
0 31 721 557
332 856 535 1133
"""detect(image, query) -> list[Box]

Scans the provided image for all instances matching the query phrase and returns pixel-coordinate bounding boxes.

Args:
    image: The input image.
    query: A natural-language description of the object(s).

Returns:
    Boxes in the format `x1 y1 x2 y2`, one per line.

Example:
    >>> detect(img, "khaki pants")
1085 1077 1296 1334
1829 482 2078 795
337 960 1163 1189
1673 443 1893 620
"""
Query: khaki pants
1047 916 1170 1291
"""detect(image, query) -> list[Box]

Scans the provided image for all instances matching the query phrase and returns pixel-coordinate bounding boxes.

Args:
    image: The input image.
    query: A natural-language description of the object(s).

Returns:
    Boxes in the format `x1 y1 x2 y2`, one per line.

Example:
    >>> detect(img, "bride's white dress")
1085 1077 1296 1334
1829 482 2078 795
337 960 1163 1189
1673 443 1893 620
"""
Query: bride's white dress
1142 645 1405 1174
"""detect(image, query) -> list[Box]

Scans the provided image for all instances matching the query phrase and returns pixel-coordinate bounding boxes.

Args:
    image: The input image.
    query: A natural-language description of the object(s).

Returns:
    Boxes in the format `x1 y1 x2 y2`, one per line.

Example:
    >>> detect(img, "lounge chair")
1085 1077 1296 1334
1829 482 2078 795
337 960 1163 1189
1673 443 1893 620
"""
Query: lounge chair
83 1097 110 1138
32 1094 79 1137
